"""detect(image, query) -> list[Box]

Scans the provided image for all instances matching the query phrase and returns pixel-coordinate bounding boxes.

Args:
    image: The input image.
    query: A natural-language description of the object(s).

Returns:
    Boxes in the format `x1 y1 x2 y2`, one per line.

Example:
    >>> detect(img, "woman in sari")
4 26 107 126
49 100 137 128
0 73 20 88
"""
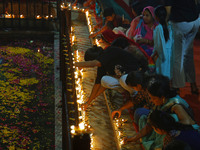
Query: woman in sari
126 6 158 56
124 74 199 150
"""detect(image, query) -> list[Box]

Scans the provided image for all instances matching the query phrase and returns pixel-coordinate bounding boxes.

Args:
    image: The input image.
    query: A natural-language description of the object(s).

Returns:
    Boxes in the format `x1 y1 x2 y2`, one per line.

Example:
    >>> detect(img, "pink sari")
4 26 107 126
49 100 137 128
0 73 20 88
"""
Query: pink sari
127 6 157 56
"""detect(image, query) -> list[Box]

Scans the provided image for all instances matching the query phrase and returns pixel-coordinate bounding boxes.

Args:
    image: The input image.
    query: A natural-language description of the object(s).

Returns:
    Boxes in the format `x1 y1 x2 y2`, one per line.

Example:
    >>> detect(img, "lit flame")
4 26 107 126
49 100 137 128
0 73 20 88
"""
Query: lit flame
95 39 101 46
79 122 85 130
20 14 24 18
71 125 75 130
71 129 75 134
36 15 41 19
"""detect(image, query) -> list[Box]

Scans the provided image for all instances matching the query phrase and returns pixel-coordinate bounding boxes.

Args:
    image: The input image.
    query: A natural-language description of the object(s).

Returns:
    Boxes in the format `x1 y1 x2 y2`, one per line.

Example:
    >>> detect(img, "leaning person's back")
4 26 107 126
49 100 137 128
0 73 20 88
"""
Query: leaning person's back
96 46 148 76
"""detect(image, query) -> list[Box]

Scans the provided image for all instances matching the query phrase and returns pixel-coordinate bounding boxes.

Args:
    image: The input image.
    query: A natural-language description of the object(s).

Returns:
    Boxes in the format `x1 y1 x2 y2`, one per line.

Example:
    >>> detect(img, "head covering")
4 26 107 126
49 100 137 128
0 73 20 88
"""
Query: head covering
142 6 155 19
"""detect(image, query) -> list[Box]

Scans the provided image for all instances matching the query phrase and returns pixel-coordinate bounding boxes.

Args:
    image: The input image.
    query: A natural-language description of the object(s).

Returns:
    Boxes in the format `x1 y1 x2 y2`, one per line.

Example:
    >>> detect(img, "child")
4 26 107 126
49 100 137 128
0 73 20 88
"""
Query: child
126 6 157 56
151 5 173 79
111 71 152 123
89 7 130 38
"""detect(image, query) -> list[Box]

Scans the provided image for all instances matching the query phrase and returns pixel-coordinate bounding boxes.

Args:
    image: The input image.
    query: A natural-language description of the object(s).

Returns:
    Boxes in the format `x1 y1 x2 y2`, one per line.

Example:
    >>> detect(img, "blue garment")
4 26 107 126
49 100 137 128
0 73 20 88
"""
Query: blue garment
153 24 173 79
175 130 200 150
136 95 199 150
99 0 132 21
134 108 150 124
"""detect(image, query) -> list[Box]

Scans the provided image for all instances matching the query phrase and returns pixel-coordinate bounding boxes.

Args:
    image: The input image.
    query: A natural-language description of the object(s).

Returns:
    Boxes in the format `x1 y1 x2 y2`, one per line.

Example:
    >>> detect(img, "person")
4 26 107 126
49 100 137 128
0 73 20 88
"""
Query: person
124 74 198 150
96 34 111 49
126 6 158 56
75 45 148 110
151 5 173 79
111 71 152 122
130 0 164 18
110 37 131 49
111 37 149 70
97 0 133 21
101 29 153 65
148 110 200 150
164 0 200 94
101 29 156 74
72 0 88 7
89 7 130 38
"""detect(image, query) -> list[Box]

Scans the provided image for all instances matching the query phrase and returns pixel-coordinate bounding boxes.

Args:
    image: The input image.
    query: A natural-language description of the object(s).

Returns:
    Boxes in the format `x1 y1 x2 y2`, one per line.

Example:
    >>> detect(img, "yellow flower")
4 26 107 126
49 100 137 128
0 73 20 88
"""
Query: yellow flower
2 128 11 137
19 78 39 86
6 47 31 54
9 146 15 150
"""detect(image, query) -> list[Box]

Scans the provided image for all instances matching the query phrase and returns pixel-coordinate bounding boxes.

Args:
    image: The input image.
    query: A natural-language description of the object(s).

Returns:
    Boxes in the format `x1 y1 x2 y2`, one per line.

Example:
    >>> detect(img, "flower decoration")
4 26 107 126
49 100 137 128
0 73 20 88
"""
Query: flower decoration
0 39 55 149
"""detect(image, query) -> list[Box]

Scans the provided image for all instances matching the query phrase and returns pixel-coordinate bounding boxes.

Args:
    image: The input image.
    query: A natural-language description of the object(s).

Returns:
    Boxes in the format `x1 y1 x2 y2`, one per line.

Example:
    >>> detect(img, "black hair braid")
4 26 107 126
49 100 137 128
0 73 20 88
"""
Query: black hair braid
160 18 169 42
154 6 169 42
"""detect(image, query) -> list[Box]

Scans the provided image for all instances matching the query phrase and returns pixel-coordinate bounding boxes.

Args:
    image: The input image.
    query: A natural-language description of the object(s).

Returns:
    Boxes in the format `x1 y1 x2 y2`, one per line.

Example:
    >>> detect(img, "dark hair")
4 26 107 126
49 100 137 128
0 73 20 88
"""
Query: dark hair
111 37 130 49
103 7 115 17
131 0 164 15
126 70 147 87
154 5 169 41
84 45 103 61
146 74 176 98
144 8 153 17
164 139 192 150
148 110 194 132
131 0 147 15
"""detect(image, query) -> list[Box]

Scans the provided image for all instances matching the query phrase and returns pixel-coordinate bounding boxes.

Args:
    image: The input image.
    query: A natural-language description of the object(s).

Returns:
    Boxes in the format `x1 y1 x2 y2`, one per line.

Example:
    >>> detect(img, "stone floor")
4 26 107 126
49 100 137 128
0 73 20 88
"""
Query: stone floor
70 9 142 150
72 10 118 150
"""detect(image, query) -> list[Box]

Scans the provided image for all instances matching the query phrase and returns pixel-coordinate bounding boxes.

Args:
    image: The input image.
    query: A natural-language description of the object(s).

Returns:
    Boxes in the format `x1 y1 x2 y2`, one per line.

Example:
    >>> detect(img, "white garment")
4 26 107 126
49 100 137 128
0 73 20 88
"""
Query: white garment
153 24 173 79
170 18 200 88
101 74 136 95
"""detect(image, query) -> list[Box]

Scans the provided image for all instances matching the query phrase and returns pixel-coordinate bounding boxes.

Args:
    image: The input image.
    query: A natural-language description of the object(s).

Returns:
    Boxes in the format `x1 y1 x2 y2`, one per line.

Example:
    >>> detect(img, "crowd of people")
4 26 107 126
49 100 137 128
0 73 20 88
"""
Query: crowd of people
75 0 200 149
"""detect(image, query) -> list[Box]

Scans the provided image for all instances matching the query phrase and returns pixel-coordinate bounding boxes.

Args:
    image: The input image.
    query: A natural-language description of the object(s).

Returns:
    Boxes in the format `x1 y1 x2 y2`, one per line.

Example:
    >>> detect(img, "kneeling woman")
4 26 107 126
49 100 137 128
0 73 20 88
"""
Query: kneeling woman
125 74 199 149
148 110 200 150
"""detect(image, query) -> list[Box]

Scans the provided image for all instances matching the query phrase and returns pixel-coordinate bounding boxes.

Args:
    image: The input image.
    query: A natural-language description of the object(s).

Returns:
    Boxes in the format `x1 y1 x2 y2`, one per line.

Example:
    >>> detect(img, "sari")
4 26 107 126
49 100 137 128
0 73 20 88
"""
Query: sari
127 6 158 56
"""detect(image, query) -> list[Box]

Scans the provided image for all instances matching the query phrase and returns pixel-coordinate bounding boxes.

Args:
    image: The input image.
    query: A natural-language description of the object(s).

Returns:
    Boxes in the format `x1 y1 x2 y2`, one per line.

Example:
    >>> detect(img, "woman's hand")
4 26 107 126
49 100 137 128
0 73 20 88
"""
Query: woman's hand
111 110 122 119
